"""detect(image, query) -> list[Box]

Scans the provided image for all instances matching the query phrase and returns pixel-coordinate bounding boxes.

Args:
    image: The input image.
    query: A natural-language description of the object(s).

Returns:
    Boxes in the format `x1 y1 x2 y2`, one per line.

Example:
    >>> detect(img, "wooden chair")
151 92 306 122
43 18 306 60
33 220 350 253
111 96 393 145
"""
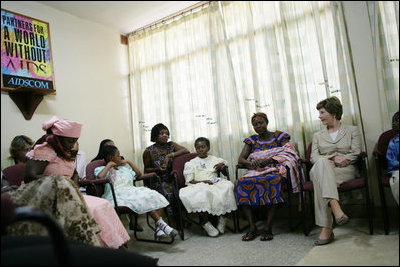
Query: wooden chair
299 142 373 236
81 160 176 244
373 129 397 235
171 153 237 240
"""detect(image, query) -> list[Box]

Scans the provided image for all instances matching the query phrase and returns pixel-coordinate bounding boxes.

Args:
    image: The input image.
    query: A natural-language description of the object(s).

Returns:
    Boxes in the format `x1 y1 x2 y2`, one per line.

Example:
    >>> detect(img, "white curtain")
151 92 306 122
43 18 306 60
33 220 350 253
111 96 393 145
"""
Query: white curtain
128 1 365 175
367 1 399 130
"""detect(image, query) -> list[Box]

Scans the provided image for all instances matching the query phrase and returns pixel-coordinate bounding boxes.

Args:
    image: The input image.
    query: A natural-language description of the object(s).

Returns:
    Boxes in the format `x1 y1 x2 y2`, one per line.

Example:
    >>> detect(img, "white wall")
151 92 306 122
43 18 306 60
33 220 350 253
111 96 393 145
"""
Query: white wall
1 1 134 162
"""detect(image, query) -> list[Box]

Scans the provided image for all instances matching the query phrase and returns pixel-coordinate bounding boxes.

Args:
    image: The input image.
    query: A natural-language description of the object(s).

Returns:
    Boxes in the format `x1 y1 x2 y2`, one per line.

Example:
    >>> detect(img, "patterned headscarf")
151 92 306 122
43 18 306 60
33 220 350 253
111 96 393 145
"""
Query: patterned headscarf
251 112 268 124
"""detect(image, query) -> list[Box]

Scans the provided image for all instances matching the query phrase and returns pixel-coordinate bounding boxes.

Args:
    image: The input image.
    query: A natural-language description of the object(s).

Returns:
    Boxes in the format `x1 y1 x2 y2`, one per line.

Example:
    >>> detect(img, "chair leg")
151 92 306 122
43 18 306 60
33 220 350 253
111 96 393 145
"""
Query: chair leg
378 183 389 235
365 184 374 235
236 206 250 233
287 186 293 231
175 199 185 241
300 190 311 236
224 211 238 233
304 191 314 236
233 210 238 233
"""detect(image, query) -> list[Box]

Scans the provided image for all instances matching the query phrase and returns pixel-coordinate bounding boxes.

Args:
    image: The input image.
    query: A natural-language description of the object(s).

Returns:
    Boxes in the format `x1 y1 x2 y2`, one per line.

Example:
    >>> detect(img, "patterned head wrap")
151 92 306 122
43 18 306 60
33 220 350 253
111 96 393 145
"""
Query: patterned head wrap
251 112 268 124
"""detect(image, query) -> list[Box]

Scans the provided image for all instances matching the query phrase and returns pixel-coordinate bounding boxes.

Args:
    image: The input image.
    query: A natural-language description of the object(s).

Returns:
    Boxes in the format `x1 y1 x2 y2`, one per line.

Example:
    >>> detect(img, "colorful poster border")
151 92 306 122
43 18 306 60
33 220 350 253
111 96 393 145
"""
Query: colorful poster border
1 9 56 92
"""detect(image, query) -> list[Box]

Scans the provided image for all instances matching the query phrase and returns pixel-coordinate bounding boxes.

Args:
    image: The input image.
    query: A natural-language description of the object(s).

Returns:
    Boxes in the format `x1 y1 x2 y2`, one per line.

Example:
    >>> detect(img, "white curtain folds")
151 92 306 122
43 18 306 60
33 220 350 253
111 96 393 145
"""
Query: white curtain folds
367 1 399 130
128 1 365 174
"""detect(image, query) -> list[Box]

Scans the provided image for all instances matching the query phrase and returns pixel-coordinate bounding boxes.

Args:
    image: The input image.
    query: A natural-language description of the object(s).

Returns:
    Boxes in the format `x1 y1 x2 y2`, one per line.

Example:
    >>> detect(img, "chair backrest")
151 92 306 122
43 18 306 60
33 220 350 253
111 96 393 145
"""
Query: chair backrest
3 163 26 186
171 153 198 188
306 143 312 161
85 159 106 196
374 129 396 171
1 193 16 234
1 192 71 265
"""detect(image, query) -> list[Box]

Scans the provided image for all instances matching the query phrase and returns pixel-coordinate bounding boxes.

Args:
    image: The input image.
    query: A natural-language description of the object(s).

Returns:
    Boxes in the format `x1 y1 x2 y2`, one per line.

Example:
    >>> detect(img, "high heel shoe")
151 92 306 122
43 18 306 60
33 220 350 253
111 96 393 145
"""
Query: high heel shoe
335 214 349 226
314 232 334 246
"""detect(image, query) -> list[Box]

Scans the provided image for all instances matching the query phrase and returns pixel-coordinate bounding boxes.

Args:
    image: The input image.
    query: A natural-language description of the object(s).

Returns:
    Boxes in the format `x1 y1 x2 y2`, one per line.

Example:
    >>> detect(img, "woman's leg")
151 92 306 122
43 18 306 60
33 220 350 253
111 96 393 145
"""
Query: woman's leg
148 210 161 222
242 206 257 232
310 158 338 240
264 206 275 231
260 206 275 241
329 199 345 220
241 206 259 241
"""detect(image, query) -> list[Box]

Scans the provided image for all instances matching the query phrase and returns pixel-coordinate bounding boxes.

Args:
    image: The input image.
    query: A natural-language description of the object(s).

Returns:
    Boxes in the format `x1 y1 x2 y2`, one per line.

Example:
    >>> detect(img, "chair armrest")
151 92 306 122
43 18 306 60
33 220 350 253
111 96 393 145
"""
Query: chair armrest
236 163 247 169
79 178 110 186
136 172 158 182
299 157 311 165
217 165 230 179
372 150 381 159
358 151 367 159
170 170 179 178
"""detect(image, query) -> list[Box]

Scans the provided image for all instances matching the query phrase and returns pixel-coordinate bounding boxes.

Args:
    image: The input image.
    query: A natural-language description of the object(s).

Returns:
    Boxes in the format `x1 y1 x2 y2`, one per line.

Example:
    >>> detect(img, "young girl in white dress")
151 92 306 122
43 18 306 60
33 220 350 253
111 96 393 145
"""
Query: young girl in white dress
95 145 178 239
179 137 237 237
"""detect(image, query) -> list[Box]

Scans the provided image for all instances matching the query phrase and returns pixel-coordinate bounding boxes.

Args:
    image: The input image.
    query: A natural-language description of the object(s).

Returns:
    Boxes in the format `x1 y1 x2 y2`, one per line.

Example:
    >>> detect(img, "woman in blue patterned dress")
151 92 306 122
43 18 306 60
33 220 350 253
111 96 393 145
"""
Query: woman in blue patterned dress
143 123 189 223
235 112 291 241
96 145 178 239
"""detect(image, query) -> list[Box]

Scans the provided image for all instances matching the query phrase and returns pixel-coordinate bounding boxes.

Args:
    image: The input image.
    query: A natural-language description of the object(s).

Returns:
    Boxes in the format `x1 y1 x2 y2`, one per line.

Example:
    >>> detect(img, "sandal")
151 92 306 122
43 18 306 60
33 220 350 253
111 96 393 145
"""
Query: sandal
314 232 334 246
242 231 259 241
260 230 273 241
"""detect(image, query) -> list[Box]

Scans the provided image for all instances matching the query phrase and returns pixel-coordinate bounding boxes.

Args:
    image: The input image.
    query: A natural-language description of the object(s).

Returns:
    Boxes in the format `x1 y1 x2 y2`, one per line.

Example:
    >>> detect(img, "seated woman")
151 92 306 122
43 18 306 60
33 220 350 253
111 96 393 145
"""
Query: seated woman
386 111 399 205
179 137 237 237
4 119 99 246
95 145 178 239
1 135 34 171
234 112 300 242
143 123 189 223
91 139 116 162
21 116 130 248
310 96 361 246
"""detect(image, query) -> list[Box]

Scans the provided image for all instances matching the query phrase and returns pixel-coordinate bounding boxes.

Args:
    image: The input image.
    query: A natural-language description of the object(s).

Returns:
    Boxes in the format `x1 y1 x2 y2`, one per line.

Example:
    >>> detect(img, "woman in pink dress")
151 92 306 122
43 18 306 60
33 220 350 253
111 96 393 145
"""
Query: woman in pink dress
21 116 129 248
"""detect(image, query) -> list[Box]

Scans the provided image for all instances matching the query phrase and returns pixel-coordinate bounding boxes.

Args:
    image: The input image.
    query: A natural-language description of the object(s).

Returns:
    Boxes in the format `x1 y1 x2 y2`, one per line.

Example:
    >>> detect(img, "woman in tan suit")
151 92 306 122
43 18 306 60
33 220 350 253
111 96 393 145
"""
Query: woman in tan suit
310 96 361 245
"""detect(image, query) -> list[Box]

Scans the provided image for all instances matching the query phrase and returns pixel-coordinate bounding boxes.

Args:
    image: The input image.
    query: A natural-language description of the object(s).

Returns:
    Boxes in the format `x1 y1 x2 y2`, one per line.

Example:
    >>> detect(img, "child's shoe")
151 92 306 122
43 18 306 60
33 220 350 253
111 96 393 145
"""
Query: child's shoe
154 227 168 240
202 221 219 237
217 216 226 234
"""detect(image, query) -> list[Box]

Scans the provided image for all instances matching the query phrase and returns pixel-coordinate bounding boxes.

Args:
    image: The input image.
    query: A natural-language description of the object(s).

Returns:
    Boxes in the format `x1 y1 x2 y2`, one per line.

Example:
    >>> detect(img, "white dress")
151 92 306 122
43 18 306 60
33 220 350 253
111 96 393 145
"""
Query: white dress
178 155 237 216
94 165 169 214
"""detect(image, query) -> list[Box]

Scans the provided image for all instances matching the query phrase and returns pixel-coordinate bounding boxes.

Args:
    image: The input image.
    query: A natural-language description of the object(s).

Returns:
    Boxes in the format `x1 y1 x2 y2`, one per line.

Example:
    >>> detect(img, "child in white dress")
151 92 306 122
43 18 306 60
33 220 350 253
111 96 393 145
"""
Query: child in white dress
179 137 237 237
95 145 178 239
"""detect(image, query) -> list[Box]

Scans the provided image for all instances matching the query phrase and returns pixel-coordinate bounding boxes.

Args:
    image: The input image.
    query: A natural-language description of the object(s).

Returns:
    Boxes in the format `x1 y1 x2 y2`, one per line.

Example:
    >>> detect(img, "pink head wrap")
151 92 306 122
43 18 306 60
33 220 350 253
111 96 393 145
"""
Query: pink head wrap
42 116 82 138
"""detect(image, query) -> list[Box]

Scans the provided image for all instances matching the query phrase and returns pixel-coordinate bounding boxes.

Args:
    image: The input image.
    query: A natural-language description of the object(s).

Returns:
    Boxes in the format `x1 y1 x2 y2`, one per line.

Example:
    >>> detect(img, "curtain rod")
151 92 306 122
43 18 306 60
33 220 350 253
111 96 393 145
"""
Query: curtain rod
129 1 215 36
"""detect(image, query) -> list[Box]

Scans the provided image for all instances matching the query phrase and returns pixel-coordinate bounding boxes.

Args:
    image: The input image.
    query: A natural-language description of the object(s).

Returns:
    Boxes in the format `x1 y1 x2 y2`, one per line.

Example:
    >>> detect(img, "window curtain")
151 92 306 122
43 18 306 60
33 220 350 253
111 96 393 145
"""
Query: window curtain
127 1 365 174
367 1 399 130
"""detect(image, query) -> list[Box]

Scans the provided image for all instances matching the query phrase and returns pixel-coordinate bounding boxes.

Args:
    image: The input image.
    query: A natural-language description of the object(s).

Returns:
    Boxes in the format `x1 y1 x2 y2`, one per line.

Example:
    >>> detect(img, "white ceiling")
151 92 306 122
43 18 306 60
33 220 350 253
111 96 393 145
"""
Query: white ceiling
35 1 201 35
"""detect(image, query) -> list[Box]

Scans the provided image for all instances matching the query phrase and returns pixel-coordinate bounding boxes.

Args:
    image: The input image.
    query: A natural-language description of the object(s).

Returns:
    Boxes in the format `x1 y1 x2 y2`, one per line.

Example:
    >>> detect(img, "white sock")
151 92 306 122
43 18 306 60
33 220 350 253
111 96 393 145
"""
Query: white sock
156 218 174 235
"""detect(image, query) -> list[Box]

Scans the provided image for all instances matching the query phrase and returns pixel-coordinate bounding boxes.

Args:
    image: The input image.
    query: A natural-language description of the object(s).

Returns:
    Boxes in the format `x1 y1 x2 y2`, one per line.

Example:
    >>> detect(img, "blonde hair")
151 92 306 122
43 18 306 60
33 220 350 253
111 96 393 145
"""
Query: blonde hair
9 135 34 159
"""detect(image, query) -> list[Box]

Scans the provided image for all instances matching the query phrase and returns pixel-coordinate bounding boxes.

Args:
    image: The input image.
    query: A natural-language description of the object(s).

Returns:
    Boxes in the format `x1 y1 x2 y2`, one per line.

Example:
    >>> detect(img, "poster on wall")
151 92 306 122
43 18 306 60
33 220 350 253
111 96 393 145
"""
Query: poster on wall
1 9 56 93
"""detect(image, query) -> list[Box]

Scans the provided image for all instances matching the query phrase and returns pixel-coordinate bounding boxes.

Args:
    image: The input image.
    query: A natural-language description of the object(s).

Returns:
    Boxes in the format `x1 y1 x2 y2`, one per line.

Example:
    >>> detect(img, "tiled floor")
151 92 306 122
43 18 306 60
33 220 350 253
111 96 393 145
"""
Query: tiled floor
123 215 399 266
